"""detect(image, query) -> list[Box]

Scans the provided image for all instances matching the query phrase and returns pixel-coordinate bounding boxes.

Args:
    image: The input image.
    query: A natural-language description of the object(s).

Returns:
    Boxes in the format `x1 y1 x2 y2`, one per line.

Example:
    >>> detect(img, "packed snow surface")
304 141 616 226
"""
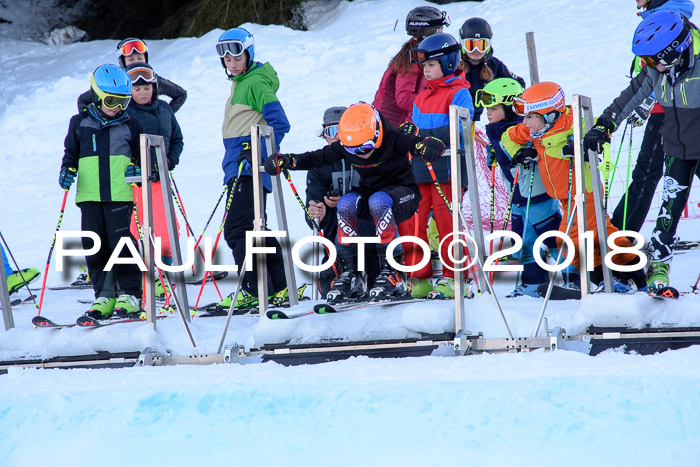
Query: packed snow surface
1 0 699 464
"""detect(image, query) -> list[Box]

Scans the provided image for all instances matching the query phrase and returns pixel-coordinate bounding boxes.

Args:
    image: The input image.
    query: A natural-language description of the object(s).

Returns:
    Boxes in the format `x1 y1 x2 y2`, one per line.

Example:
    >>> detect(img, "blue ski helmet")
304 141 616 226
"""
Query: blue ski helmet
90 64 132 110
216 27 255 71
632 10 693 67
410 33 462 75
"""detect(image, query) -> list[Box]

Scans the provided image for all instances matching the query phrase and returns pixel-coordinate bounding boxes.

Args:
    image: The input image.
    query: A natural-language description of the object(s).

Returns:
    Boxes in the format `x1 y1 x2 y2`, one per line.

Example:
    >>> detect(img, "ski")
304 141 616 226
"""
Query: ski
649 286 680 300
537 283 581 300
76 314 166 327
190 303 257 317
32 316 77 328
10 294 37 307
266 297 423 320
184 271 229 285
48 284 92 291
672 240 700 252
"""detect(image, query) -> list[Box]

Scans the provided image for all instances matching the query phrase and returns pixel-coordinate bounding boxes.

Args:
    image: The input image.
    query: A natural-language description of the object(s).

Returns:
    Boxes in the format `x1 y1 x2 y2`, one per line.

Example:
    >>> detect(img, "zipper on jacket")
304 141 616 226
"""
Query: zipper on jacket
92 134 96 152
680 81 687 106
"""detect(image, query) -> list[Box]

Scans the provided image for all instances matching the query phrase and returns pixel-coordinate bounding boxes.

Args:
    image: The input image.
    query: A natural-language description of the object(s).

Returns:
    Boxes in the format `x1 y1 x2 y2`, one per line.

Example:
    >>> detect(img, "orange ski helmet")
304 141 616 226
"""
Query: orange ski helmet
513 82 566 122
338 103 384 155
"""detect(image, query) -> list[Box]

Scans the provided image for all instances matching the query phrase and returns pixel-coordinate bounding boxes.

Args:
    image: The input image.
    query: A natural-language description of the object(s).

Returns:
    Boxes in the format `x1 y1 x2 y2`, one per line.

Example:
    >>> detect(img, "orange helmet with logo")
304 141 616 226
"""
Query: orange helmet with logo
338 103 384 155
513 82 566 121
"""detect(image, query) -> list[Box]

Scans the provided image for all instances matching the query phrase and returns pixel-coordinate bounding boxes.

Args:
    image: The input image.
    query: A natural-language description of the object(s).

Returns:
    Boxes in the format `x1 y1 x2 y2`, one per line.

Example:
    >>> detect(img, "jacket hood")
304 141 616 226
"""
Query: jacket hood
640 0 695 18
425 68 468 90
232 61 280 92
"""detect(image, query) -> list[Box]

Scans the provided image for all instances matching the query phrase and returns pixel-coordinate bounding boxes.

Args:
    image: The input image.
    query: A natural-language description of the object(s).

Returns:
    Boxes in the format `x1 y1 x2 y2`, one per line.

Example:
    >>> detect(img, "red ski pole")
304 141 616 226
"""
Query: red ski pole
37 188 70 315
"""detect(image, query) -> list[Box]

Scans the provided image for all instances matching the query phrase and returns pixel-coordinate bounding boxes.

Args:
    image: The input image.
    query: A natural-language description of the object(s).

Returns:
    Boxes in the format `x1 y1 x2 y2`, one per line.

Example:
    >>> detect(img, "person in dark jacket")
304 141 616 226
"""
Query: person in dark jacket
60 64 143 319
124 63 183 297
265 103 445 302
457 17 525 124
305 106 379 296
77 37 187 113
584 10 700 291
372 6 450 127
610 0 695 232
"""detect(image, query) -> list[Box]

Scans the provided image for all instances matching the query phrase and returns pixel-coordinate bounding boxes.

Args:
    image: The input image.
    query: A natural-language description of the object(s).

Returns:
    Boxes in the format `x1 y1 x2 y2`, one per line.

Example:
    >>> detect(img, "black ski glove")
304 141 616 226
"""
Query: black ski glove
237 142 252 166
58 167 76 190
264 153 296 176
413 136 445 163
511 146 538 166
583 114 616 153
399 122 419 137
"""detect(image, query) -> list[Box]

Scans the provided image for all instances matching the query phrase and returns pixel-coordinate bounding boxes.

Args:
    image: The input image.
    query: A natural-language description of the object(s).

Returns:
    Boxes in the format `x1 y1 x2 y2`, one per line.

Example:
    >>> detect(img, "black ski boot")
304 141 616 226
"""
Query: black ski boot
326 256 367 304
369 253 409 301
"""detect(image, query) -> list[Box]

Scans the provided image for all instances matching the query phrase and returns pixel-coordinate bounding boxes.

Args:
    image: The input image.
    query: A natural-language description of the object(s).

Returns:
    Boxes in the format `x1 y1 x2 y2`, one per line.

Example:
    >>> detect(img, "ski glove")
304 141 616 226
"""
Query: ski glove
399 122 419 137
264 153 296 176
237 142 252 166
583 114 616 153
511 146 538 166
561 136 588 162
486 143 497 167
58 167 77 190
124 164 141 178
627 97 656 128
414 136 445 163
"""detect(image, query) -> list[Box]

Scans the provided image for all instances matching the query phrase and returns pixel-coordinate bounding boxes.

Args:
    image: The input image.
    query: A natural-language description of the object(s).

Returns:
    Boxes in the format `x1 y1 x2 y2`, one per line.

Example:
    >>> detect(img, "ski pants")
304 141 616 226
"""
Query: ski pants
223 176 286 295
336 186 419 262
130 182 180 262
611 113 665 232
399 182 458 279
79 201 142 299
511 198 562 285
649 156 699 264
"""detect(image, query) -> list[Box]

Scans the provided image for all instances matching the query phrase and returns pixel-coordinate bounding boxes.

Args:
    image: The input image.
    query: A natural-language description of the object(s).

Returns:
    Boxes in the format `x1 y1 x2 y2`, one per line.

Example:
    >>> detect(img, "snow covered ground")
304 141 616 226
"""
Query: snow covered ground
1 0 700 464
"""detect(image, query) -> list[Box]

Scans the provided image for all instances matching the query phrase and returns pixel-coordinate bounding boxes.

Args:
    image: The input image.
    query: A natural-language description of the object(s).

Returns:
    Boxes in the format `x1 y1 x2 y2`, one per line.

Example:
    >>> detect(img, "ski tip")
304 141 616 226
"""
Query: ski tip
313 304 337 314
266 311 289 320
651 286 680 300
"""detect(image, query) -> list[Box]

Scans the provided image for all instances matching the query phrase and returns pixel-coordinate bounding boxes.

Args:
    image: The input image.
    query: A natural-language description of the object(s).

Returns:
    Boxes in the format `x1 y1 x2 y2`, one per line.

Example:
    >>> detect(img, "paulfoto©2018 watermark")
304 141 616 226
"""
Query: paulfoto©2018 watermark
53 229 648 274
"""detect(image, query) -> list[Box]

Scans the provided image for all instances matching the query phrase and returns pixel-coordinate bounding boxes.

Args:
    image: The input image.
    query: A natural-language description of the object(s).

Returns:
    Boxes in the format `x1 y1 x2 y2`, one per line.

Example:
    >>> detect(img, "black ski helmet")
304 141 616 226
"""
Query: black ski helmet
459 17 493 41
405 6 451 38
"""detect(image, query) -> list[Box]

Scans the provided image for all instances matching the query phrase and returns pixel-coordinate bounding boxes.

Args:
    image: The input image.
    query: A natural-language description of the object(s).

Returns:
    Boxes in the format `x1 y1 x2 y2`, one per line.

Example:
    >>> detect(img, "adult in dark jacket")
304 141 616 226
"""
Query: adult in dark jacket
265 103 445 302
77 37 187 113
458 17 525 124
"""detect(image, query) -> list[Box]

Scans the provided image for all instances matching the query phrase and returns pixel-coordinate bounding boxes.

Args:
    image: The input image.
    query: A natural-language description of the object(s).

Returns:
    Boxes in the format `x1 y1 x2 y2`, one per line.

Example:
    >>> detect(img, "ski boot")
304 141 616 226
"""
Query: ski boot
271 284 308 307
154 276 171 299
647 261 670 293
6 267 39 295
407 277 433 298
506 283 540 298
428 277 474 299
368 255 409 301
85 297 116 320
326 256 367 304
221 288 259 310
71 266 91 288
113 294 142 319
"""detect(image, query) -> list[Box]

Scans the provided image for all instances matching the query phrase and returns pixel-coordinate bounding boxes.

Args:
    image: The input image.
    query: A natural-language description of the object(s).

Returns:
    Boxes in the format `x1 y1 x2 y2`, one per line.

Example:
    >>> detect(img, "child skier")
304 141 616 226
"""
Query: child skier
372 6 450 127
125 62 184 297
60 64 144 319
584 10 700 291
480 78 565 297
458 17 525 124
502 82 645 291
216 27 292 309
405 32 473 298
78 38 187 113
305 106 380 297
264 102 445 303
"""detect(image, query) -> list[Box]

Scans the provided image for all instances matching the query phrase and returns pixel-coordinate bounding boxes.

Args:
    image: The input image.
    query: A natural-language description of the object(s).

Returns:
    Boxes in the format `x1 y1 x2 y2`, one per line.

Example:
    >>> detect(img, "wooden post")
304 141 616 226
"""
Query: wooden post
526 32 540 85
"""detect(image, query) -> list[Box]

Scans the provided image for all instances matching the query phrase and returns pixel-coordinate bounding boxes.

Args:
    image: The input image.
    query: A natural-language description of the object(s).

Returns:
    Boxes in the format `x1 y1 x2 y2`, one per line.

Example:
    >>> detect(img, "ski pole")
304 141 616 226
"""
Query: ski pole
514 160 536 291
191 184 228 255
0 230 38 306
607 120 629 195
193 176 239 309
691 272 700 294
37 188 70 315
490 166 520 283
622 126 634 231
488 163 496 283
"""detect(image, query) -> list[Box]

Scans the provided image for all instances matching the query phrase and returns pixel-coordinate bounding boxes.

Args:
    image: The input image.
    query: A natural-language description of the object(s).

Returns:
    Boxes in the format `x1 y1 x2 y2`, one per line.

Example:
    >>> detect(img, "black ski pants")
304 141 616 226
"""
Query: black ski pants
79 201 142 299
223 176 286 295
649 156 699 262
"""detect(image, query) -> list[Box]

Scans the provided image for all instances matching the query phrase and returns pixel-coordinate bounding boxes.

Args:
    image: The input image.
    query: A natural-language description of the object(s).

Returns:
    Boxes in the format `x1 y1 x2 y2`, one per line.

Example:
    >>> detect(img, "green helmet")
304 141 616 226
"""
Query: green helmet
475 78 525 108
